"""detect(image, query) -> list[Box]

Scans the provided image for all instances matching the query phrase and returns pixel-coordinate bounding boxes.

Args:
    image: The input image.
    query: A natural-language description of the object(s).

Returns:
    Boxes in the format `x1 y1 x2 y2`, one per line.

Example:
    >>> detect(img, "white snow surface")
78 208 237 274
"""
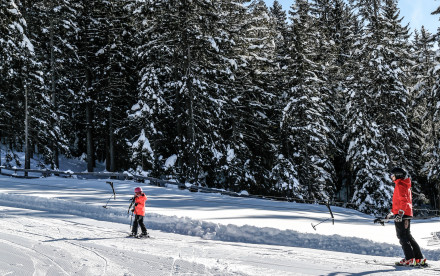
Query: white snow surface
1 169 440 274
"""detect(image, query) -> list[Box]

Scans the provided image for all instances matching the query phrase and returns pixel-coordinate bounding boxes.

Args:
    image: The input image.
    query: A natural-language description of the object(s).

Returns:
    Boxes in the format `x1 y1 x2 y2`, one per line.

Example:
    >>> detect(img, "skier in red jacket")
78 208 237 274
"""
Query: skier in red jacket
387 167 425 266
130 187 148 237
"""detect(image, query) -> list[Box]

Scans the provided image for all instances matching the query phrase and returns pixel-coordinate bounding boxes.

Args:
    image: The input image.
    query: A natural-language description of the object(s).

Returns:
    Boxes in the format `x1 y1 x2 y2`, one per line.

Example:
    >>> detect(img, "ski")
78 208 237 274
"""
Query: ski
365 259 432 269
127 233 151 239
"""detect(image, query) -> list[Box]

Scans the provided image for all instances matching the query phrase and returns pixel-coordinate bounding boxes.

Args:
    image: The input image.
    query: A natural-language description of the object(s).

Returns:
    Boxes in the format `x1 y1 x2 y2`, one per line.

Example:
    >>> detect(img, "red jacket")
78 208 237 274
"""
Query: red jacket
134 193 147 216
392 178 413 217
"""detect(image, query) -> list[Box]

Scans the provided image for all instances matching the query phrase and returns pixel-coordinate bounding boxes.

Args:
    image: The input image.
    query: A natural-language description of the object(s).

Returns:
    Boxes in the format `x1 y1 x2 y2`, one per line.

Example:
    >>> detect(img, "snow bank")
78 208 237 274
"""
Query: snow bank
1 193 439 261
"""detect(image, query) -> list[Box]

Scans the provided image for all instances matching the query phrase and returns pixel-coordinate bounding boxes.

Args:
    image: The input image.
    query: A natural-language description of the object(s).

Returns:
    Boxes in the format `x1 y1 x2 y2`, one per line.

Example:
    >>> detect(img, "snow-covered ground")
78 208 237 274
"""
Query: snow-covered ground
0 174 439 275
0 150 439 275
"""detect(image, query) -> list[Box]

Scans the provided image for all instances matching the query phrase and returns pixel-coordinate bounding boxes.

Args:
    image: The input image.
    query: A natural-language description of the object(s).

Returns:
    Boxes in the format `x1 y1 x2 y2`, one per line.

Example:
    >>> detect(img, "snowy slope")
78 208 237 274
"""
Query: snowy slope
0 174 440 275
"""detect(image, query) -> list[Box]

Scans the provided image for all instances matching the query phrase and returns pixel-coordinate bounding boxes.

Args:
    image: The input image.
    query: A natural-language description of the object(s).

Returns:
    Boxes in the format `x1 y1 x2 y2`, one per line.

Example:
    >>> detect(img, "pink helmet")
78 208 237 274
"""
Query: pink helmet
134 187 143 193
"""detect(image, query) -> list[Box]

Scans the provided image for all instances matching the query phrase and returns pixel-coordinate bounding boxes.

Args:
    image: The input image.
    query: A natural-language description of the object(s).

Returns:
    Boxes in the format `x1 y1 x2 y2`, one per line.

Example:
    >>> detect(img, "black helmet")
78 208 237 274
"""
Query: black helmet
390 167 407 179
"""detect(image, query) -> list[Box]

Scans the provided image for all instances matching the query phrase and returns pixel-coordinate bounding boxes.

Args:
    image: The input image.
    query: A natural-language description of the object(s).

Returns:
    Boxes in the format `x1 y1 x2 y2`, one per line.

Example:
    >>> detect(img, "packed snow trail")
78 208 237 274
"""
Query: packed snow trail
1 205 439 276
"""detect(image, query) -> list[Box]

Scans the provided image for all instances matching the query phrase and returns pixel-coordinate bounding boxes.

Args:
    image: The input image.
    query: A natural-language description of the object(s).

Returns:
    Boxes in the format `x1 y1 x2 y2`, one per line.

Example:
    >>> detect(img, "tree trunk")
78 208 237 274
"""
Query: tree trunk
24 86 30 176
86 66 94 172
185 47 197 183
109 107 115 172
49 2 59 169
86 101 94 172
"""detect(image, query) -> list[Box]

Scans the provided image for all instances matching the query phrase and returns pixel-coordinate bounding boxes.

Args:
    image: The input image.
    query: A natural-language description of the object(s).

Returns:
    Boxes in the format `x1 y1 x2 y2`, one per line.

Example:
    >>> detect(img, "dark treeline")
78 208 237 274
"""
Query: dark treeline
1 0 439 214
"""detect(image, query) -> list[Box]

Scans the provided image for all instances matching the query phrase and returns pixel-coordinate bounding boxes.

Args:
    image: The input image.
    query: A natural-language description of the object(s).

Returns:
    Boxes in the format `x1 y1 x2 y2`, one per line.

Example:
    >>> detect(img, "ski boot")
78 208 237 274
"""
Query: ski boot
138 232 150 238
395 258 416 266
416 258 427 267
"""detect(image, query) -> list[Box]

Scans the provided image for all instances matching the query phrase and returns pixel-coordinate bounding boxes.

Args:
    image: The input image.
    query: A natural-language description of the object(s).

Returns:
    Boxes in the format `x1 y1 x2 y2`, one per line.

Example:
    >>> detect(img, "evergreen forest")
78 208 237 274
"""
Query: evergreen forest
1 0 440 214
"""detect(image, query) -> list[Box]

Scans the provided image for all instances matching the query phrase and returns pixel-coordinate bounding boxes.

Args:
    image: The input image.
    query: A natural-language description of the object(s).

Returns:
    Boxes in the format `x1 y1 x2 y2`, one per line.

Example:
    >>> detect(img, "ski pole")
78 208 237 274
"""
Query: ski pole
102 194 113 209
128 197 135 214
311 202 335 230
374 216 420 225
311 217 331 230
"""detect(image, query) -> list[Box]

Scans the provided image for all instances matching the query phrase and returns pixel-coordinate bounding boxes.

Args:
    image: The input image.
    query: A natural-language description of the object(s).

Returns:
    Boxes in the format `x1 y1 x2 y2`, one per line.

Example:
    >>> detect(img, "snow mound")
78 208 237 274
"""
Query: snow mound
1 193 439 261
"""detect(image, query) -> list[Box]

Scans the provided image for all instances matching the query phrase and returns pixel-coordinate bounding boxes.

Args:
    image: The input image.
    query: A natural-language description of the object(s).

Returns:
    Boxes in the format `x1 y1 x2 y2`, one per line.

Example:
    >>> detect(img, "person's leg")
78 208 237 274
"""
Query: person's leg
132 215 140 234
138 216 147 234
406 220 423 259
395 220 415 260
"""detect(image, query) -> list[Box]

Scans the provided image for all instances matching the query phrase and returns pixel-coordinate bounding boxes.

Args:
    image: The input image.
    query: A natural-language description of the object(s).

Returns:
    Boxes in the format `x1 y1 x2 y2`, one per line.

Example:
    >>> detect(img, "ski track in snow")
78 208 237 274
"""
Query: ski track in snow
1 189 439 261
1 175 440 275
2 205 439 276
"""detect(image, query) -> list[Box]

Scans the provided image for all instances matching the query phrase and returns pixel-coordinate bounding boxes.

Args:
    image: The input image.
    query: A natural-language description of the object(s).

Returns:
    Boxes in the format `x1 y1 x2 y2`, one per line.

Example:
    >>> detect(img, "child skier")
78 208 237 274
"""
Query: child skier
130 187 148 238
387 167 426 266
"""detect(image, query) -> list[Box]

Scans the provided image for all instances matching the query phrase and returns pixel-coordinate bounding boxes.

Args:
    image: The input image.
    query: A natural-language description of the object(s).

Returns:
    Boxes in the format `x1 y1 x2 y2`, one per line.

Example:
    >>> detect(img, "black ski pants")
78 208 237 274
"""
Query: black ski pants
132 215 147 235
394 217 423 260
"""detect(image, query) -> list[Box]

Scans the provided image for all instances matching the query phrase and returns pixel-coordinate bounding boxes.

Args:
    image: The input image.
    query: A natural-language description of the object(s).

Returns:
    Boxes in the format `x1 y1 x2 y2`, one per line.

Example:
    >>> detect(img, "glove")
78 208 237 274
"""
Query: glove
395 210 404 222
385 211 394 220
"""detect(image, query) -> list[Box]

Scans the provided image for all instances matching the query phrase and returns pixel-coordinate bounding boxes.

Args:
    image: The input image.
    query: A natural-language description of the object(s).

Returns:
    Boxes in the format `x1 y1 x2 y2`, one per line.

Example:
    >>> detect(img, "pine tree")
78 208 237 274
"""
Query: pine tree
281 0 336 200
131 0 232 185
0 0 29 145
409 26 436 194
345 0 412 213
222 0 280 194
73 0 114 172
268 0 300 196
424 5 440 207
310 0 359 199
94 0 137 172
18 0 81 168
128 0 171 176
0 0 46 170
213 0 253 191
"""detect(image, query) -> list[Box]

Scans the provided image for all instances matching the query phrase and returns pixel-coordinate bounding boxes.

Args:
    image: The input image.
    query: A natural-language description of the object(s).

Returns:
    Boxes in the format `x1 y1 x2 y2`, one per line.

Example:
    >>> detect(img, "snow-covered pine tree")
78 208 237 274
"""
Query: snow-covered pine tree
309 0 360 199
381 0 413 166
131 0 231 185
335 2 364 200
270 0 290 73
17 0 80 168
345 0 412 213
268 0 300 196
423 5 440 207
409 26 436 193
73 0 114 172
128 0 171 176
322 0 362 198
281 0 335 201
0 0 30 145
222 0 280 194
1 0 46 170
92 0 137 172
208 0 253 192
